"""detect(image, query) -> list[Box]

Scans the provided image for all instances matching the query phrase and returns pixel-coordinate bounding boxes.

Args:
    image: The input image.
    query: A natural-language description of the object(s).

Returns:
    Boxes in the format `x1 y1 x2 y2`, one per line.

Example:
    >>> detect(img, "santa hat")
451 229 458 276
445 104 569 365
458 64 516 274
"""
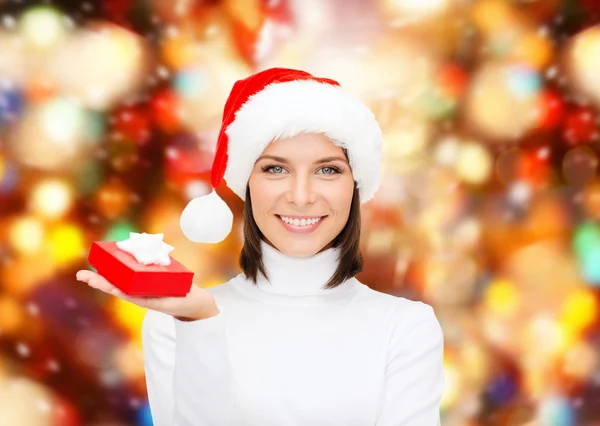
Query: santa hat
180 67 383 244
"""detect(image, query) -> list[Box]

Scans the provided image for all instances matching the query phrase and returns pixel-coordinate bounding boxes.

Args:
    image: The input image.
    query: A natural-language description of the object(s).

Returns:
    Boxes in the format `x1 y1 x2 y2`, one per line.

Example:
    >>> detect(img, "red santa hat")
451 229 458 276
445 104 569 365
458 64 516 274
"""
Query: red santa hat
180 67 383 243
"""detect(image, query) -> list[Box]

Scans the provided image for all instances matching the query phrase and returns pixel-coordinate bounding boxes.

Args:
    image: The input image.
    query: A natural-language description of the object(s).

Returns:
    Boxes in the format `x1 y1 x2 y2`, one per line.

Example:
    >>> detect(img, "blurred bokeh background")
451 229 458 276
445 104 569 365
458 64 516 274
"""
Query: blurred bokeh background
0 0 600 424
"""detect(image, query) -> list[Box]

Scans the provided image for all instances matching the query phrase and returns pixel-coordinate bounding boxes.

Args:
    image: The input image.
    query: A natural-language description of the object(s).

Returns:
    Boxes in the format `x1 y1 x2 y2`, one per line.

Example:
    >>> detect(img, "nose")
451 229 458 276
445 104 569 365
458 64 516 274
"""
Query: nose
285 174 315 207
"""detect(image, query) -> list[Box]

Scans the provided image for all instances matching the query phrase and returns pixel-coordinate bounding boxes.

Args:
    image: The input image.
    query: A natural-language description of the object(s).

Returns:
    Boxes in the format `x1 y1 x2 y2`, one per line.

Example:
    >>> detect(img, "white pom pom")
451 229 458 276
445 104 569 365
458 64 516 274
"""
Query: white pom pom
180 189 233 243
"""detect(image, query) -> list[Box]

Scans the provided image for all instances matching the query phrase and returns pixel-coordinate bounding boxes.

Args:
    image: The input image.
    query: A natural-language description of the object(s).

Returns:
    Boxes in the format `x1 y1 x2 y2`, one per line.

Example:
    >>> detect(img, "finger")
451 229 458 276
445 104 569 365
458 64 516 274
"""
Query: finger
87 275 119 295
76 270 96 283
110 287 130 300
89 277 135 303
80 272 146 304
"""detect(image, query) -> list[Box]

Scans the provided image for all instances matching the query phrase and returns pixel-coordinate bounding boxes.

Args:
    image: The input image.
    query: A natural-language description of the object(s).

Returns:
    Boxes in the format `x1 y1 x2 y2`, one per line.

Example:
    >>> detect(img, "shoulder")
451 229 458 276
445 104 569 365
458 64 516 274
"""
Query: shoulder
353 279 443 342
386 297 444 363
352 278 433 313
393 299 442 339
202 273 244 299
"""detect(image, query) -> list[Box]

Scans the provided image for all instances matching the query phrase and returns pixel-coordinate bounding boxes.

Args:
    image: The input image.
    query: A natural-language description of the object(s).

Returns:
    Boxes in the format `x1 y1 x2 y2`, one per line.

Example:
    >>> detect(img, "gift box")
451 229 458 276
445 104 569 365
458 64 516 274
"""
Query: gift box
87 233 194 297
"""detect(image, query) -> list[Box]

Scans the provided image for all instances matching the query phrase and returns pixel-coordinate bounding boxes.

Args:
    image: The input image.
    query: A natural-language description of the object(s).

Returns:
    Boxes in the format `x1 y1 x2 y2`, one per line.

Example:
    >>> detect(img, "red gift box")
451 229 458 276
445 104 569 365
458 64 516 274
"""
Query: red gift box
87 241 194 297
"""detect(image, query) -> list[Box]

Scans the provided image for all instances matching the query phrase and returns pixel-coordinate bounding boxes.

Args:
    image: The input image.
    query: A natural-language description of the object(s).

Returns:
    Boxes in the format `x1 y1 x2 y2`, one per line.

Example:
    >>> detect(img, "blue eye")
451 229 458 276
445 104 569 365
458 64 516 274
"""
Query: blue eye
261 164 343 175
262 165 285 174
319 166 342 175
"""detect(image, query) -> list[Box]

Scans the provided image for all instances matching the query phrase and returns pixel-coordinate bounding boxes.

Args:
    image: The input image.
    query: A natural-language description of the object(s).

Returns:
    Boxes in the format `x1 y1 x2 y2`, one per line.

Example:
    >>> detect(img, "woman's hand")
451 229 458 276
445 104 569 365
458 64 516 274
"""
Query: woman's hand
76 270 220 321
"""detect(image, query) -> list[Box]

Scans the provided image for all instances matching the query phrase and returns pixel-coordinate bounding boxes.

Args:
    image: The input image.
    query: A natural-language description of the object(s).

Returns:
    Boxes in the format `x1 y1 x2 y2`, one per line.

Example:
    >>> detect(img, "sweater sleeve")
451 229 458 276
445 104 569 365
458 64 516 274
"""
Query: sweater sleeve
375 301 445 426
141 305 234 426
141 309 177 426
172 304 234 426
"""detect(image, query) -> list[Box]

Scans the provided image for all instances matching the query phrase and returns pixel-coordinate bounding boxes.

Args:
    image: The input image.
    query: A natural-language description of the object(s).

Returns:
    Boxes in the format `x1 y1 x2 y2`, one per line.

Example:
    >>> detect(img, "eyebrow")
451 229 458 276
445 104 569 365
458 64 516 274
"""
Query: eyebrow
255 155 348 165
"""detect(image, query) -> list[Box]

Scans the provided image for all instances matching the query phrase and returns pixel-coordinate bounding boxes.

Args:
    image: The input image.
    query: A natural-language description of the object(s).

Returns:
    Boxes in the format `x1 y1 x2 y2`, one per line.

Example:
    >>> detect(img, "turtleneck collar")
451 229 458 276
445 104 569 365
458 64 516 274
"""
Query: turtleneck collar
232 239 359 305
257 239 341 296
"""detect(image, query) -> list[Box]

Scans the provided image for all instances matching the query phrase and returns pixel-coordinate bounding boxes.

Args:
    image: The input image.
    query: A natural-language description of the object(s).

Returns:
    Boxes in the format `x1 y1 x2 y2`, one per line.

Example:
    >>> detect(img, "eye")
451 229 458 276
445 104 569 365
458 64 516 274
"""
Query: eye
318 166 342 175
262 164 285 174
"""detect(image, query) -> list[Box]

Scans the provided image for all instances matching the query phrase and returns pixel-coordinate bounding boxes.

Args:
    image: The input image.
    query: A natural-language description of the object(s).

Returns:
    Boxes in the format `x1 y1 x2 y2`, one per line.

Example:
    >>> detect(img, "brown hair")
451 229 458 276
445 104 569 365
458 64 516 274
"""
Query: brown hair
239 180 363 289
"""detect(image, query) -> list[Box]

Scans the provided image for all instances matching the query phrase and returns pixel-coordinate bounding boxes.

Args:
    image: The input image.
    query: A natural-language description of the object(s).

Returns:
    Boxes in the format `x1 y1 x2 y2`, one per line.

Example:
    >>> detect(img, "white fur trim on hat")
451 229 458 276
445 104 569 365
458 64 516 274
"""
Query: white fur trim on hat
223 80 383 203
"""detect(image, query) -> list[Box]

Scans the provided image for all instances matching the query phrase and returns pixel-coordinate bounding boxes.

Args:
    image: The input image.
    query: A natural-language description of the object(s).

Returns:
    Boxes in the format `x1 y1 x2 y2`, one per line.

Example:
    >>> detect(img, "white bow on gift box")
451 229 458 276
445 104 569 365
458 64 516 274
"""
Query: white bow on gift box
116 232 174 266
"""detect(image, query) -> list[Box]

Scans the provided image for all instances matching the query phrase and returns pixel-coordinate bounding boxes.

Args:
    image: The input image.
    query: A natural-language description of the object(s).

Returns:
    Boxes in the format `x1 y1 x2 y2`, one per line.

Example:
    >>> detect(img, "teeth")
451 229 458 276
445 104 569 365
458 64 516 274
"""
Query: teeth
279 216 322 227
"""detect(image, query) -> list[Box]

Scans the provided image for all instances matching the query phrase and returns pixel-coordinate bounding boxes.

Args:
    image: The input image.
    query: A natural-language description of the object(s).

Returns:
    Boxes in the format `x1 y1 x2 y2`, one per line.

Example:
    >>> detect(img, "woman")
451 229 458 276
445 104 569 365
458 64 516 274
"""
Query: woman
76 68 444 425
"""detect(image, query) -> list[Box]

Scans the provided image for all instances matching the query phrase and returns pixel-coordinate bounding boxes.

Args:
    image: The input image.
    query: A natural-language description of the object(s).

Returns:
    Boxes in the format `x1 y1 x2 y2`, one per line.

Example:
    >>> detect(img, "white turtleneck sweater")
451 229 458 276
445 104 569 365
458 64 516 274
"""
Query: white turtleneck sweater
141 241 444 426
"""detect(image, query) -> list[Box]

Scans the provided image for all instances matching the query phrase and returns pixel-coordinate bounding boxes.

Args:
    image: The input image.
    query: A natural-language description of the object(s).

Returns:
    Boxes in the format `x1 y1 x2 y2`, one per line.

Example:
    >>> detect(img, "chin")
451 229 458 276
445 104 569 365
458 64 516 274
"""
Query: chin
269 236 329 258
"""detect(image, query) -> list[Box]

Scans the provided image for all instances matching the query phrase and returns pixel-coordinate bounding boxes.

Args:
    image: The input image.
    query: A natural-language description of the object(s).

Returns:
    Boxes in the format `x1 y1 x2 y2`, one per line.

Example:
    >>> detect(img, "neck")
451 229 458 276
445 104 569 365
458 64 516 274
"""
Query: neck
257 239 340 296
232 239 359 305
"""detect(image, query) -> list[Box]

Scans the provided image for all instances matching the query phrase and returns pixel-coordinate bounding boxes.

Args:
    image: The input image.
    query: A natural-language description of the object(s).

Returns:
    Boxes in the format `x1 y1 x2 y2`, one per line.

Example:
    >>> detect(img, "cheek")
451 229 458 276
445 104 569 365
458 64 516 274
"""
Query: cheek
337 179 355 204
337 193 353 218
249 180 278 214
324 181 354 218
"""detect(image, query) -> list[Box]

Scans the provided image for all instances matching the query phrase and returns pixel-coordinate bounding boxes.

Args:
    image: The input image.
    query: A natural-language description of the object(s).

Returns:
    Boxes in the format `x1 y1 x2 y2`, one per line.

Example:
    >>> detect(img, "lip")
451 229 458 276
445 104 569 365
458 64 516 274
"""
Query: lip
276 215 327 234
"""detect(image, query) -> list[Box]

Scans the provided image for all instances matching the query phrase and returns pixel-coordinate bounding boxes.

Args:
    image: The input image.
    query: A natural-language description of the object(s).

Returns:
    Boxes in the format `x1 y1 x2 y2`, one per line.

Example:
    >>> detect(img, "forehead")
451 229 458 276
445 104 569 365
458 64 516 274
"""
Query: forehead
261 133 345 157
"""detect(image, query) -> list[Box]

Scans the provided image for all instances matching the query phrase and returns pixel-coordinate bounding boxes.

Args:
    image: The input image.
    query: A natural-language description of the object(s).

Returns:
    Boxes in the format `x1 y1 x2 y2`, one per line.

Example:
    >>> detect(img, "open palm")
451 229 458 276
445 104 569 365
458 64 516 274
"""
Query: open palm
76 270 218 320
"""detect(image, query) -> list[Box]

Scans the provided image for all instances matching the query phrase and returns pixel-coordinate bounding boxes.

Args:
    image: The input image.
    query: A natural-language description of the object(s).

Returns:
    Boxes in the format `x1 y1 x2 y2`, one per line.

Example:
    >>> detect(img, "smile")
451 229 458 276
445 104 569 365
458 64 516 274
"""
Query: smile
276 215 327 234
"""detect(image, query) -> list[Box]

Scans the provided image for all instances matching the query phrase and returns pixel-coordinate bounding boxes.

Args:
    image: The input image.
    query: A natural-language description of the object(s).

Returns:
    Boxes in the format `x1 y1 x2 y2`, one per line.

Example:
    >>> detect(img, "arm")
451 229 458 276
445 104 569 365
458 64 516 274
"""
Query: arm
375 302 445 426
142 309 177 426
172 304 234 426
142 305 234 426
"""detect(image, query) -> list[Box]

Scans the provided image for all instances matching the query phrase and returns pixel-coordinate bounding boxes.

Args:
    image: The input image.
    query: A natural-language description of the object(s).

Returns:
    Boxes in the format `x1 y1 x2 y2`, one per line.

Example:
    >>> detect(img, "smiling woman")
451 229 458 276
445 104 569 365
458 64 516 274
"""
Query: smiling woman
125 68 444 425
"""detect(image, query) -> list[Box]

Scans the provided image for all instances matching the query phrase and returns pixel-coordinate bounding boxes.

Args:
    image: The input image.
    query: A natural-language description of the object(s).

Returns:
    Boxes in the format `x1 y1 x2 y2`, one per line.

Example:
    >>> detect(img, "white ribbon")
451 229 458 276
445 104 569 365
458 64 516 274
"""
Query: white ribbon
116 232 174 266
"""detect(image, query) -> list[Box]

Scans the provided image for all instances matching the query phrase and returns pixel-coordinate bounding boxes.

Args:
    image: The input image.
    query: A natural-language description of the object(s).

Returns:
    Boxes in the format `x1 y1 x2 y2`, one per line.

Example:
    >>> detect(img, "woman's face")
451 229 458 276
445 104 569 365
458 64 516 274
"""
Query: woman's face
248 133 355 258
